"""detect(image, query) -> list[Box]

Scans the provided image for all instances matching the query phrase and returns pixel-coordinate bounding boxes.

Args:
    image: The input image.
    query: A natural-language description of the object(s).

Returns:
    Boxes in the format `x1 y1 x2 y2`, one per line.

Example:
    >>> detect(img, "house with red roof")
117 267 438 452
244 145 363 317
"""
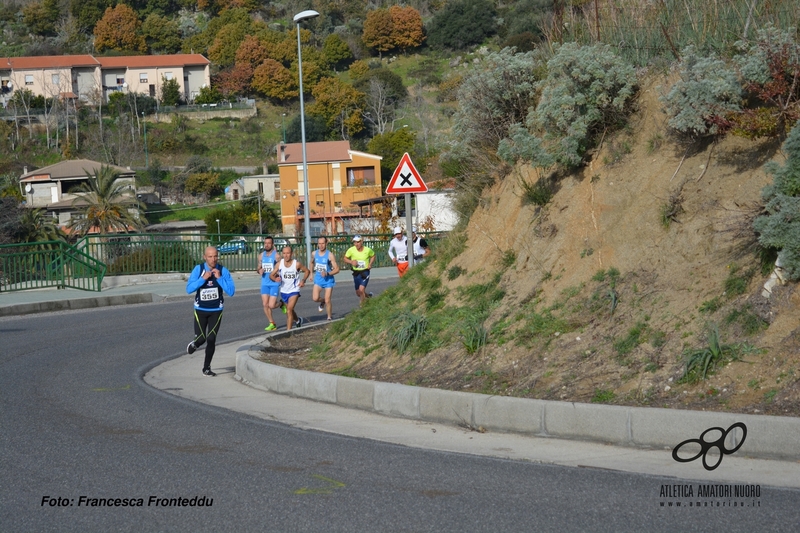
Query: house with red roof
276 141 383 236
1 54 210 106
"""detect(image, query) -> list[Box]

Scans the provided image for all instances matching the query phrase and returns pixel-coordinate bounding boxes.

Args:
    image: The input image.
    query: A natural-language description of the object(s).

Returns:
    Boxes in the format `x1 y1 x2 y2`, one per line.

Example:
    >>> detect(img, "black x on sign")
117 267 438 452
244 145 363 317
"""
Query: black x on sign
386 153 428 194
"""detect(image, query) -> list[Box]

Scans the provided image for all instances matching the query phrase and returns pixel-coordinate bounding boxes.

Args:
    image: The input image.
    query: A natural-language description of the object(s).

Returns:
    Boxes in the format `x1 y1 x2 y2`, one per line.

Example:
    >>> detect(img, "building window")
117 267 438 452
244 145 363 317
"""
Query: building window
116 76 125 86
139 73 148 83
347 167 376 186
25 75 33 85
315 194 324 207
164 72 173 81
51 74 59 85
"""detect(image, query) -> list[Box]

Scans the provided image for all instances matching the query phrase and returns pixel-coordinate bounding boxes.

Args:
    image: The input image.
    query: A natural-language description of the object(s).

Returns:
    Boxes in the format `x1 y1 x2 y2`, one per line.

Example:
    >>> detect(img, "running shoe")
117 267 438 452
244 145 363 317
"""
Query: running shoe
326 317 332 322
202 368 216 377
281 303 287 314
187 342 196 354
265 323 277 331
318 303 324 312
368 292 374 298
295 316 305 328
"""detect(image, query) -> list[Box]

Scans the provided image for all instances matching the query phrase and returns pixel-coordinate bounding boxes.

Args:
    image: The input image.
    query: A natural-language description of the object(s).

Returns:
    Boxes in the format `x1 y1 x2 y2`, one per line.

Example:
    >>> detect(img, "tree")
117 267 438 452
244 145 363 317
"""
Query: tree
354 69 408 135
208 22 254 68
70 0 114 34
367 128 417 177
235 35 270 69
160 77 183 106
308 77 365 139
362 9 394 57
214 64 254 99
17 209 65 243
185 172 222 197
68 166 143 236
389 6 425 53
194 86 223 105
754 121 800 280
252 59 298 101
322 34 353 71
93 4 147 53
23 0 60 36
141 13 182 54
285 115 327 143
427 0 497 51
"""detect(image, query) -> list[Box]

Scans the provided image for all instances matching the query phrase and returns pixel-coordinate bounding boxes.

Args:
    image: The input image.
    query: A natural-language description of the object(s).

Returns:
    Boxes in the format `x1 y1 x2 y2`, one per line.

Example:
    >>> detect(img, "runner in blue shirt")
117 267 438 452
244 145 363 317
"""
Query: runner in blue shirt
256 236 283 331
310 236 340 321
186 246 235 377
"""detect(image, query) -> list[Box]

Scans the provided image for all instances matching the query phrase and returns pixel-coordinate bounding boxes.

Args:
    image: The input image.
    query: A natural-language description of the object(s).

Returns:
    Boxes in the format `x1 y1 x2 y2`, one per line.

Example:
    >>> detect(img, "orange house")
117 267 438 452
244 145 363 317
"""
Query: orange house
277 141 382 236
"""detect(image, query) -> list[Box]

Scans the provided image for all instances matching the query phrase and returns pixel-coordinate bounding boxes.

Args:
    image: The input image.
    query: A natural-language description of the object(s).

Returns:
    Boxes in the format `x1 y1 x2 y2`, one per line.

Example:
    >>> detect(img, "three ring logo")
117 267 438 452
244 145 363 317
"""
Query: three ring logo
672 422 747 471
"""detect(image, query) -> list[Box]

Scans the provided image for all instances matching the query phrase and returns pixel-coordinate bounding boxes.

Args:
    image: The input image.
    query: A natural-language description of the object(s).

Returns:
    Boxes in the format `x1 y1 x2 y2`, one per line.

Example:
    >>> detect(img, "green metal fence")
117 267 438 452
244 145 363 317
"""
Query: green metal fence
0 232 446 293
73 232 445 275
0 241 106 293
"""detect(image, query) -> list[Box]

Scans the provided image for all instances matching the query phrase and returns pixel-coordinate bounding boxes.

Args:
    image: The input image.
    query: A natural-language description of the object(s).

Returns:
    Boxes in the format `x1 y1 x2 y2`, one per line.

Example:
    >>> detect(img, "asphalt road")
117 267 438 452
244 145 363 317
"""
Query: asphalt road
1 282 798 532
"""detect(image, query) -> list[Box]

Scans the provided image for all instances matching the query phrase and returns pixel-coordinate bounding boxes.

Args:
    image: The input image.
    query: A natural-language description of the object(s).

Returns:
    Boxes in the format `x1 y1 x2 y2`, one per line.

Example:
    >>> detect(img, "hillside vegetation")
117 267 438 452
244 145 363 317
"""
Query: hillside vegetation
284 75 800 416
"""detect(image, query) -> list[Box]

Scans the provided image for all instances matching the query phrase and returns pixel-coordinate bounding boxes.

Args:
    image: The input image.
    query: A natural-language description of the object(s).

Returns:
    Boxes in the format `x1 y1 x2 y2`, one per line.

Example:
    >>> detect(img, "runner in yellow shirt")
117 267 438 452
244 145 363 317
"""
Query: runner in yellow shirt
343 235 375 306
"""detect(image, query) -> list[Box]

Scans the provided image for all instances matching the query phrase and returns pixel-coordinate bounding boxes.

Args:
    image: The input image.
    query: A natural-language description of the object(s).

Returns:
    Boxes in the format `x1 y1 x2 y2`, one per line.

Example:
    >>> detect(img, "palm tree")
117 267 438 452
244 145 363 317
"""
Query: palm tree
68 165 143 236
18 208 65 244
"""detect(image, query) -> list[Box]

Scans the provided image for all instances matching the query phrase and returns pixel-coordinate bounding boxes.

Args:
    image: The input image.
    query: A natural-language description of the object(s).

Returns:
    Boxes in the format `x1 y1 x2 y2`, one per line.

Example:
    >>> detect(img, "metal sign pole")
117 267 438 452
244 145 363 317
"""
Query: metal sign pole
405 192 414 267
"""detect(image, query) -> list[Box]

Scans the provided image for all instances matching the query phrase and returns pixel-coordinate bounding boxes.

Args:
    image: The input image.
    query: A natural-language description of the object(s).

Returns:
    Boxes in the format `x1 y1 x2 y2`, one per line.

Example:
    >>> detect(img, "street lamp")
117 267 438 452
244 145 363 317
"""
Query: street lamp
294 9 319 266
281 113 286 144
216 219 220 242
141 111 148 168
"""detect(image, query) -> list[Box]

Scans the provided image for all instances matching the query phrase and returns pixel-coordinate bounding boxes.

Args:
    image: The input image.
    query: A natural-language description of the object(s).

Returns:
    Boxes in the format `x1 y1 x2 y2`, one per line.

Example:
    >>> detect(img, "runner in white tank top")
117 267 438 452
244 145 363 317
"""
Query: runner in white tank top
269 246 310 330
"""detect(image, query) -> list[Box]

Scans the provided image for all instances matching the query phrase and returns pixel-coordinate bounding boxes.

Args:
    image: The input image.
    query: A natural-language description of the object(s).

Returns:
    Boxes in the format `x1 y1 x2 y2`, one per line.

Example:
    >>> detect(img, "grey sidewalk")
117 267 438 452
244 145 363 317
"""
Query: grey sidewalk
145 333 800 489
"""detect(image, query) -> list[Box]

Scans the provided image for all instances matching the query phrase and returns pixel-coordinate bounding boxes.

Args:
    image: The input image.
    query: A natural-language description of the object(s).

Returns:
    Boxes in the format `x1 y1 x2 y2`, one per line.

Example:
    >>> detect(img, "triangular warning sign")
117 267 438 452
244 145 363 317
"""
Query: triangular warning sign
386 153 428 194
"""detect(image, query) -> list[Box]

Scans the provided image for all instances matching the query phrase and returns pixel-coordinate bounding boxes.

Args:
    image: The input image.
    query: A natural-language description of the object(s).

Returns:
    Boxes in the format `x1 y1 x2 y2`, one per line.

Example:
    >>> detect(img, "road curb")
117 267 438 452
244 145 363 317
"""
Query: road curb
234 325 800 461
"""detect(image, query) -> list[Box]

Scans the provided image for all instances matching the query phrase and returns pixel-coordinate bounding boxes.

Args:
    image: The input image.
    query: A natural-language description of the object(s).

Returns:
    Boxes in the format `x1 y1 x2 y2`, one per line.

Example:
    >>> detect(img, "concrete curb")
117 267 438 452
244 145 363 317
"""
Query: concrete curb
235 327 800 461
0 293 155 317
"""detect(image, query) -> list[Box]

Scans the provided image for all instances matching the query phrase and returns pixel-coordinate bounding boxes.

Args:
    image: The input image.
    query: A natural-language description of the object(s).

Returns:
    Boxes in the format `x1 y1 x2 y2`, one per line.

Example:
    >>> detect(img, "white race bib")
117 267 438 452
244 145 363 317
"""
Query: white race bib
397 255 407 262
262 262 273 272
356 260 366 269
199 287 219 301
315 263 327 273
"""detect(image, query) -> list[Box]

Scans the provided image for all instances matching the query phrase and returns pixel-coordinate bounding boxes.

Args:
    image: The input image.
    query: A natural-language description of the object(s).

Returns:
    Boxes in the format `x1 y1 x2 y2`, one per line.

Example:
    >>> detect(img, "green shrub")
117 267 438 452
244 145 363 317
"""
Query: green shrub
661 46 741 137
724 264 755 297
591 389 616 403
427 0 497 51
447 265 466 280
107 243 197 274
530 43 637 167
680 324 740 383
388 311 428 354
733 25 800 138
519 177 554 206
754 121 800 280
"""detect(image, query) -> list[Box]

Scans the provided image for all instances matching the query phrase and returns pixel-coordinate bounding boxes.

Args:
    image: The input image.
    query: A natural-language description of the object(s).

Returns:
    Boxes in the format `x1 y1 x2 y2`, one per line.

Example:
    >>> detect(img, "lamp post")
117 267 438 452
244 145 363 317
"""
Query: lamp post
216 219 220 242
141 111 148 168
281 113 286 143
294 9 319 266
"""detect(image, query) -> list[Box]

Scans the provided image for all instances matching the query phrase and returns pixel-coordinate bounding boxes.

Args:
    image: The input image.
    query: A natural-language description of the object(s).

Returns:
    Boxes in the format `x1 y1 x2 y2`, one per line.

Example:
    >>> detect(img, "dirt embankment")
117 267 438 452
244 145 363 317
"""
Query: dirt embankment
259 75 800 417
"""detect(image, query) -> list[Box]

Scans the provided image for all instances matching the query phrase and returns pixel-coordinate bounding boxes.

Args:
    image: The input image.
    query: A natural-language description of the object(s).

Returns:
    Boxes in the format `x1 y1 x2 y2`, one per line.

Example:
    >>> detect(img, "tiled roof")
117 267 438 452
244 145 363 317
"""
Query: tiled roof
20 159 134 181
279 141 354 165
1 54 209 71
4 55 100 69
96 54 210 69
